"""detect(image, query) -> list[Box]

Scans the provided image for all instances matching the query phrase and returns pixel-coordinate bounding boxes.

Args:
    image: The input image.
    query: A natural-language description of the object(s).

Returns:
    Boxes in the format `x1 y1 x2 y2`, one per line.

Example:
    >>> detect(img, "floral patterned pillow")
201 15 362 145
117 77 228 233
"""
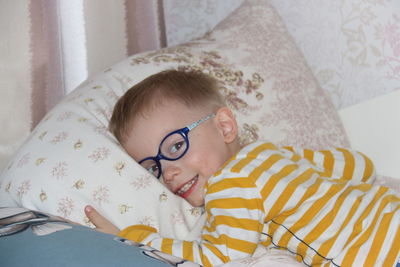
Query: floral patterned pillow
270 0 400 109
0 0 348 240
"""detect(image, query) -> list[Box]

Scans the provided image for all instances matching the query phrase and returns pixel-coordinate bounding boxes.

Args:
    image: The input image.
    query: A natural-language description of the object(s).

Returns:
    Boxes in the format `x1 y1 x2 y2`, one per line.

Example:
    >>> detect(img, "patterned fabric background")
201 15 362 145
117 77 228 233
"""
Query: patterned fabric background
1 0 399 170
0 0 347 237
270 0 400 109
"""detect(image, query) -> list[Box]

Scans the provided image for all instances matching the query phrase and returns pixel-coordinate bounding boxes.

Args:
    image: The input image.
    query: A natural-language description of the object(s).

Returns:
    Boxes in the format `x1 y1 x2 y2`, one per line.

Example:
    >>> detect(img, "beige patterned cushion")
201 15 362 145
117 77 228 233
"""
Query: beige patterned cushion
0 0 348 239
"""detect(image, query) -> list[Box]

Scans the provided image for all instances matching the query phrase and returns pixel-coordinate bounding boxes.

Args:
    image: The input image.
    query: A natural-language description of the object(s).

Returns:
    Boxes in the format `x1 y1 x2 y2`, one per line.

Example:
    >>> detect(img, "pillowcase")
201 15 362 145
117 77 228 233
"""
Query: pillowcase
0 0 348 240
270 0 400 108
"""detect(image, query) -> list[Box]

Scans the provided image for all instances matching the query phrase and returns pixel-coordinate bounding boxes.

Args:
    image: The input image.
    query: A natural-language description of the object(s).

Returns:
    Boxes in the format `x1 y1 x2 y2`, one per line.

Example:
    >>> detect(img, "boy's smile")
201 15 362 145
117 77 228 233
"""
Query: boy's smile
121 98 239 207
175 175 198 198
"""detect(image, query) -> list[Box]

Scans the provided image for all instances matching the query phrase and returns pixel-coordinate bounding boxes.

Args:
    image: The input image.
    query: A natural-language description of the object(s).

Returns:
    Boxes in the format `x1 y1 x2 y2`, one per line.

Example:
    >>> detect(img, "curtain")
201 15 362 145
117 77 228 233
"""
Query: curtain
0 0 240 169
29 0 166 126
0 0 166 168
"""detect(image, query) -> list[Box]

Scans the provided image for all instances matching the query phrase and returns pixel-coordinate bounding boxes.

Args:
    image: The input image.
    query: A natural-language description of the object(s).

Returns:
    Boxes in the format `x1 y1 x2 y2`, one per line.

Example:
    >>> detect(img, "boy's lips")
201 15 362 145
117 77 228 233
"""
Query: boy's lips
175 175 199 199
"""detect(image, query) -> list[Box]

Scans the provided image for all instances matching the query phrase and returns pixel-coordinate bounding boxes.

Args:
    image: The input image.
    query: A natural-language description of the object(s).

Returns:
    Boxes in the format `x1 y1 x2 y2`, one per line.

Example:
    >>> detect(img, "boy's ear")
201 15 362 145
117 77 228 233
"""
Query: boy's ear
215 107 238 144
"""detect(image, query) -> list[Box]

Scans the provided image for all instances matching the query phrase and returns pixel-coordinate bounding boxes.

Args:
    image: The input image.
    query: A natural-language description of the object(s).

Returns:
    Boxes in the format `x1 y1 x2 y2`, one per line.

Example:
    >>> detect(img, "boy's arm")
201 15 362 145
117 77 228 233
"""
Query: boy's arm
282 146 375 183
119 191 265 266
84 203 261 266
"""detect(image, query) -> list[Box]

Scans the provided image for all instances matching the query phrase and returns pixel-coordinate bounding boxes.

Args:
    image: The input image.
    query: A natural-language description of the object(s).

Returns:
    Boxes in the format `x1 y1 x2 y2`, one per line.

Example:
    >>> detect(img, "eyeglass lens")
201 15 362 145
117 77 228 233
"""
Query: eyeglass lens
160 132 188 159
140 132 188 177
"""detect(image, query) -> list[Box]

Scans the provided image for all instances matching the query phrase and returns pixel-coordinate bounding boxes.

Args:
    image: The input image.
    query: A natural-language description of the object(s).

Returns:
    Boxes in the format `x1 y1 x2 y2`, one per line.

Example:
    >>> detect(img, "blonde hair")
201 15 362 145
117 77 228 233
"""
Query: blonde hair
109 69 225 143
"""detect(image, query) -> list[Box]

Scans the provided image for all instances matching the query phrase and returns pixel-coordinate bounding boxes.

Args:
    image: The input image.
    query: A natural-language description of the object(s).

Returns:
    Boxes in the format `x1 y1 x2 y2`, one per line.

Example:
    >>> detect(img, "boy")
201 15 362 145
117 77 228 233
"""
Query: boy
86 69 400 266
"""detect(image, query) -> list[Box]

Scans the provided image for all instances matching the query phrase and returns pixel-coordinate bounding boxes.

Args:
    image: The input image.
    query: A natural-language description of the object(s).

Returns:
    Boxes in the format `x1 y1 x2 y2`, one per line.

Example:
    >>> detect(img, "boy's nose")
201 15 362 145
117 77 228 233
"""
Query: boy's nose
162 162 181 183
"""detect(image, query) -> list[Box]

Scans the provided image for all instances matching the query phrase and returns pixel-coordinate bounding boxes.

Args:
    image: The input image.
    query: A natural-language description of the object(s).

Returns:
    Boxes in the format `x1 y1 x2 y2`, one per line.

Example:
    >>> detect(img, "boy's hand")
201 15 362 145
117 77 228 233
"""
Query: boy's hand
84 205 120 235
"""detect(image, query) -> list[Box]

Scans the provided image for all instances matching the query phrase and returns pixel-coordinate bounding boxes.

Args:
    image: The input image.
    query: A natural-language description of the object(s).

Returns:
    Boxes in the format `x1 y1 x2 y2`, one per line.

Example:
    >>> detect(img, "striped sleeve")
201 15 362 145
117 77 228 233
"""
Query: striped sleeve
118 177 265 266
283 146 376 183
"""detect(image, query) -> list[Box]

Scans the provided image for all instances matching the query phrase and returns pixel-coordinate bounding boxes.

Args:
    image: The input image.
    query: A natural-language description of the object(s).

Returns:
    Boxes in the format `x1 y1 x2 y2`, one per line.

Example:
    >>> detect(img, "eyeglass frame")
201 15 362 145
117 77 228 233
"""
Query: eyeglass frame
138 114 216 179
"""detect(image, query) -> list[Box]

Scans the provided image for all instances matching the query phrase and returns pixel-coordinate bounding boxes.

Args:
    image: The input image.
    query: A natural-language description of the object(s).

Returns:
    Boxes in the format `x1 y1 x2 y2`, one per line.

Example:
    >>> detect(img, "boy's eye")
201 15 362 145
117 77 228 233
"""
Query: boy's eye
169 141 185 154
139 158 160 178
161 133 187 158
147 164 159 175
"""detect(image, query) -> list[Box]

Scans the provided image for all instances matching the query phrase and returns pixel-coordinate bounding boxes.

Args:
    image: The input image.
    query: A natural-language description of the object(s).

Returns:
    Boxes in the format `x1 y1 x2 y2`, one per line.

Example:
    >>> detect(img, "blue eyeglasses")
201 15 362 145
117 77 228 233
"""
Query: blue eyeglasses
138 114 215 179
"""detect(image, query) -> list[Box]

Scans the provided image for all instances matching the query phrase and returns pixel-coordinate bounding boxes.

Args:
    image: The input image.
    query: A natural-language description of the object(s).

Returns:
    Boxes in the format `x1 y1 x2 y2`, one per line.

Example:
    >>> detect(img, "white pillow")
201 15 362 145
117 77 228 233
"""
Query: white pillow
0 0 348 239
339 89 400 179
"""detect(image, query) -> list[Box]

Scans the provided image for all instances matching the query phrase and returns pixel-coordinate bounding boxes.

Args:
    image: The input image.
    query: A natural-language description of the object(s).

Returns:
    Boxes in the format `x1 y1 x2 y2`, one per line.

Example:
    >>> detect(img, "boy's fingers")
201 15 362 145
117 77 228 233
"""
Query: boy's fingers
84 205 120 235
85 205 107 227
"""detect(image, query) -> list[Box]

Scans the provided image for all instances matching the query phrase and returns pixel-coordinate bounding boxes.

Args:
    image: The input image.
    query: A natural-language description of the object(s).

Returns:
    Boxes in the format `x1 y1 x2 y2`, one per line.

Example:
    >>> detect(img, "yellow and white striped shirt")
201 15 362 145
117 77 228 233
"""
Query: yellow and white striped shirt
119 141 400 267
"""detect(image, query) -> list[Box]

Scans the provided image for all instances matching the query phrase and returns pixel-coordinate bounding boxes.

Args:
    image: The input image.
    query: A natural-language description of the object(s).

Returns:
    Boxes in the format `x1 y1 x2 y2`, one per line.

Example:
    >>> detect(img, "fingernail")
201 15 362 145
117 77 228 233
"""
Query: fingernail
85 205 93 212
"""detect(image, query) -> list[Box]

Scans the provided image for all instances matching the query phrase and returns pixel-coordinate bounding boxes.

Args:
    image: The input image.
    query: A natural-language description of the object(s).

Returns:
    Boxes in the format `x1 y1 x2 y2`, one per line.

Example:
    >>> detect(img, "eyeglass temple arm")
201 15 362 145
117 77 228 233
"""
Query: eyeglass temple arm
186 114 216 131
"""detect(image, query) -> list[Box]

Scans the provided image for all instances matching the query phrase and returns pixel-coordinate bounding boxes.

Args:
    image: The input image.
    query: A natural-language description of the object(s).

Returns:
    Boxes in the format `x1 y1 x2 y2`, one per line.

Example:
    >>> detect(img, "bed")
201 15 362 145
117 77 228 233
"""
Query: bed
1 0 399 266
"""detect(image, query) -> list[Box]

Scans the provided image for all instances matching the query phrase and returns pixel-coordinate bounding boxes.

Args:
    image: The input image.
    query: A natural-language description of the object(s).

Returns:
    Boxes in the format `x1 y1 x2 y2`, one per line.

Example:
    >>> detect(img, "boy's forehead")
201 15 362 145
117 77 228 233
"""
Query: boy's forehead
124 101 200 160
140 98 202 123
130 100 200 139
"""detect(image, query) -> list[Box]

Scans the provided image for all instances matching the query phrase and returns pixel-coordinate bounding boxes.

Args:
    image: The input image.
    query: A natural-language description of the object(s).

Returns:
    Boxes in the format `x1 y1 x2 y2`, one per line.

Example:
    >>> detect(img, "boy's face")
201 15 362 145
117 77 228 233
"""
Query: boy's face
122 99 239 207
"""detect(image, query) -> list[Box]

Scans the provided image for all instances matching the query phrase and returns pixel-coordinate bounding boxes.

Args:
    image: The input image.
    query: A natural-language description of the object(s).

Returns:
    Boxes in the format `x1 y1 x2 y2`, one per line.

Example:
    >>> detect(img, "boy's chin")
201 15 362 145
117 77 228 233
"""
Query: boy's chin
188 198 205 207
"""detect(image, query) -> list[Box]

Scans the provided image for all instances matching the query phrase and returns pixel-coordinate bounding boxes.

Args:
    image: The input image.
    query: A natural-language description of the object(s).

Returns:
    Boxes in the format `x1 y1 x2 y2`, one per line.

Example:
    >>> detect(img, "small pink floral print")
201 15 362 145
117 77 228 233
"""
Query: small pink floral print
17 153 30 168
57 111 73 121
130 174 153 190
88 147 111 162
92 186 110 204
16 180 31 197
139 216 156 227
94 107 113 119
172 210 184 225
57 197 74 217
106 91 119 101
51 162 68 179
94 126 108 134
50 132 69 144
383 16 400 80
239 257 258 265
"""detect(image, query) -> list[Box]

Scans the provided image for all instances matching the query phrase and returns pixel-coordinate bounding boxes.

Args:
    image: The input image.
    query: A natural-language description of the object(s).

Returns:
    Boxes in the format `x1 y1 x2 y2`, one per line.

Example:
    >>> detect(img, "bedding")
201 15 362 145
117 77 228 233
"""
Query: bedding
270 0 400 109
0 0 347 238
339 89 400 179
1 0 394 266
0 207 197 267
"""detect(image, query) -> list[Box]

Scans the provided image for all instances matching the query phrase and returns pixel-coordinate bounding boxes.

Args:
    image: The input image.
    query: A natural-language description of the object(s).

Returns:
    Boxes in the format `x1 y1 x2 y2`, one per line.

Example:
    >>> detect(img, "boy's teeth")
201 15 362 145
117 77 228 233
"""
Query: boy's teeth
178 177 197 195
